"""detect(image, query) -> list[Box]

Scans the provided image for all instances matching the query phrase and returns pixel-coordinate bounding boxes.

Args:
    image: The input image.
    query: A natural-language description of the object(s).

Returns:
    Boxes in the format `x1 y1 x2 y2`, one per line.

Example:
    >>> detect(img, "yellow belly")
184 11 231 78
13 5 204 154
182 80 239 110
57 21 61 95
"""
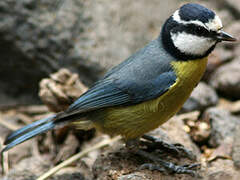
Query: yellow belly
93 57 208 140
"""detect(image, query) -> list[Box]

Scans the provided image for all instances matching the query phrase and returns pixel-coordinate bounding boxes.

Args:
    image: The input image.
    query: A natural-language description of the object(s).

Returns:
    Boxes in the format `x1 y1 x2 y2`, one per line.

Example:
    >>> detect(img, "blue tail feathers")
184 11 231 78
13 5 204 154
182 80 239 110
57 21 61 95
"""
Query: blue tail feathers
2 115 56 152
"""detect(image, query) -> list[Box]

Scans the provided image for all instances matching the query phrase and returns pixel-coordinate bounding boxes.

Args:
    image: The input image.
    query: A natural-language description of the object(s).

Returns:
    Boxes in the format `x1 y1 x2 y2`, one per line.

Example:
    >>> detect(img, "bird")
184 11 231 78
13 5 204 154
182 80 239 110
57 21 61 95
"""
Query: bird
2 3 236 175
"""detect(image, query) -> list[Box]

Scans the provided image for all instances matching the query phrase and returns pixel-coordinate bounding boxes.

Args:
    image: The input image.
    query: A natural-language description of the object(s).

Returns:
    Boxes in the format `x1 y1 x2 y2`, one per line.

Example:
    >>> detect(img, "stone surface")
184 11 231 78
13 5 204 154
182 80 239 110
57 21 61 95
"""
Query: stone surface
232 125 240 169
92 147 199 180
222 21 240 49
218 0 240 18
203 107 240 147
39 68 88 112
2 169 88 180
0 0 182 105
210 59 240 99
203 46 234 82
183 112 211 144
2 156 51 180
118 173 150 180
206 159 240 180
2 145 93 180
0 0 90 104
160 115 201 157
182 82 219 113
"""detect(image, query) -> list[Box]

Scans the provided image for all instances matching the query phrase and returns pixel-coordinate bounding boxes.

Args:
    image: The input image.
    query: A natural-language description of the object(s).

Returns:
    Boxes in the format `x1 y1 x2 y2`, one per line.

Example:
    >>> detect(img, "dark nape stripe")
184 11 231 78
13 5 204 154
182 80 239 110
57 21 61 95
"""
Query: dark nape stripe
160 16 217 61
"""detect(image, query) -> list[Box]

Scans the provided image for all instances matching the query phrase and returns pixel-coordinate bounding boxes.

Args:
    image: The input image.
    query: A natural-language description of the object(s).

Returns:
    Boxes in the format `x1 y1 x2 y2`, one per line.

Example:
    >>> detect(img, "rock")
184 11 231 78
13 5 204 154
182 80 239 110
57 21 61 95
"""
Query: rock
118 172 150 180
3 151 92 180
39 68 88 112
207 138 233 162
222 21 240 49
0 0 92 105
0 0 181 105
232 125 240 169
6 139 33 166
181 82 219 113
218 0 240 18
210 59 240 99
2 156 50 180
233 44 240 60
217 10 235 26
184 114 211 144
2 170 88 180
217 99 240 114
92 147 198 180
160 114 201 157
206 159 240 180
54 164 92 180
203 107 240 147
203 47 234 82
1 170 37 180
53 172 87 180
225 22 240 41
50 132 80 164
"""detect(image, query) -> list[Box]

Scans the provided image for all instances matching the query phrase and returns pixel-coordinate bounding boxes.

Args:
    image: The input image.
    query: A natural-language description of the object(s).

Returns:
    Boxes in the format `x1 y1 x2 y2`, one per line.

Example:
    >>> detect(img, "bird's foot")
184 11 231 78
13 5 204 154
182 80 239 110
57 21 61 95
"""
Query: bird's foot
136 149 200 177
126 135 200 176
140 135 196 160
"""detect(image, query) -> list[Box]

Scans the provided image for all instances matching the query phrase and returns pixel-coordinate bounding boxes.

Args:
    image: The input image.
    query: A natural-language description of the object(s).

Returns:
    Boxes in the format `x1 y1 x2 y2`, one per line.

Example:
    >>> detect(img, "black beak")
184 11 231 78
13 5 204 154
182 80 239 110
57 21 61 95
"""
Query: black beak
216 31 237 42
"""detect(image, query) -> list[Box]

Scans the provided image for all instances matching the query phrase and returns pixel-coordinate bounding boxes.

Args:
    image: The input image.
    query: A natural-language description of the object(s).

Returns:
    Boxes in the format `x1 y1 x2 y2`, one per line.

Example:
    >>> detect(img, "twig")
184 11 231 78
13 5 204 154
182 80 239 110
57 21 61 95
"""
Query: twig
17 105 49 115
37 136 121 180
16 113 33 124
0 115 21 131
0 103 30 111
176 111 200 121
218 99 240 114
0 138 9 175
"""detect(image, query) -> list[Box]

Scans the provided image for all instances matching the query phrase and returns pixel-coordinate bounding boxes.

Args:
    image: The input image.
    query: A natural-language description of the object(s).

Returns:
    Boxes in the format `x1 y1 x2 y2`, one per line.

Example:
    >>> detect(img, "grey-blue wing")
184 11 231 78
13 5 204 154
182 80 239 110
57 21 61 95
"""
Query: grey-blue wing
66 71 176 115
67 79 130 113
65 38 177 115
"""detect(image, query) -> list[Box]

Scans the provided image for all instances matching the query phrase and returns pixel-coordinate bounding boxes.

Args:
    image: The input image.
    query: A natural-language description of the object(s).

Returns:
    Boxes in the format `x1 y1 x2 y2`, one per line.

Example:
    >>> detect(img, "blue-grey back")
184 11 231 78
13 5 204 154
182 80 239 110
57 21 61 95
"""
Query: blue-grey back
67 36 177 113
103 36 175 83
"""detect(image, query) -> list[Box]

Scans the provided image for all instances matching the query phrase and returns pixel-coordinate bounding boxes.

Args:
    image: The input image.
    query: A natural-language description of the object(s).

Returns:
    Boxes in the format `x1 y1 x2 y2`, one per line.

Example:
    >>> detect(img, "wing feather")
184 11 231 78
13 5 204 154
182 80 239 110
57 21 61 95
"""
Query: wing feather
66 71 176 115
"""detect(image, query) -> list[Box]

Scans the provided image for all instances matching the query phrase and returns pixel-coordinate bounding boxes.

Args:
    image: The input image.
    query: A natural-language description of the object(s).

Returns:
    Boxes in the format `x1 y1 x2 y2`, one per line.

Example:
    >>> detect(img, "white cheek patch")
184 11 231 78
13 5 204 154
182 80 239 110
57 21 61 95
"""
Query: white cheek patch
171 32 216 56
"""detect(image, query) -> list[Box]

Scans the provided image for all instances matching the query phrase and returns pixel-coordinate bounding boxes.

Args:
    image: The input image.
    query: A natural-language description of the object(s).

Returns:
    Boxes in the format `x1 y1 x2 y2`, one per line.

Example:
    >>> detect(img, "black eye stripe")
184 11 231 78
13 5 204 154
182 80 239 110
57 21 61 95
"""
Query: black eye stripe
186 24 209 36
172 23 216 38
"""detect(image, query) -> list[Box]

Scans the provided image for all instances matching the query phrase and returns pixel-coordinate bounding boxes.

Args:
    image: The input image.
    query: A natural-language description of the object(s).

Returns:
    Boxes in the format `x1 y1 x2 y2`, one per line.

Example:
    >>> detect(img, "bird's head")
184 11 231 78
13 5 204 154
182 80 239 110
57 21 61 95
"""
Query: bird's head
161 3 237 60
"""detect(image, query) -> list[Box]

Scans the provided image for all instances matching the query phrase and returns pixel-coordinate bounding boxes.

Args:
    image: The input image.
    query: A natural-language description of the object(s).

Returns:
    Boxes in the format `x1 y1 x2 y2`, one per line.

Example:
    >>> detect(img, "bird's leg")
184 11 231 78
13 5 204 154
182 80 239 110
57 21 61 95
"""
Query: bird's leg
126 138 200 176
140 134 196 160
136 150 200 176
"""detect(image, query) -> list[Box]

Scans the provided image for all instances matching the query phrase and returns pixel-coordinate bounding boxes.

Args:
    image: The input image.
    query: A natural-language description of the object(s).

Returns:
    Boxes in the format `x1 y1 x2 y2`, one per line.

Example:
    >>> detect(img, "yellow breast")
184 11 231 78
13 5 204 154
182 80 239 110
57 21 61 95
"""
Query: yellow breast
93 57 208 140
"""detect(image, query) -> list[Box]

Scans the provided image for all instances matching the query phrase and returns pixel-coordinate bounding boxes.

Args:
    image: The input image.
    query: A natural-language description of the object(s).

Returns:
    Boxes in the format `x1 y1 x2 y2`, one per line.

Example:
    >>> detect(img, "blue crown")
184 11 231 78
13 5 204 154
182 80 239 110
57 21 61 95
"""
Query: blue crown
179 3 215 23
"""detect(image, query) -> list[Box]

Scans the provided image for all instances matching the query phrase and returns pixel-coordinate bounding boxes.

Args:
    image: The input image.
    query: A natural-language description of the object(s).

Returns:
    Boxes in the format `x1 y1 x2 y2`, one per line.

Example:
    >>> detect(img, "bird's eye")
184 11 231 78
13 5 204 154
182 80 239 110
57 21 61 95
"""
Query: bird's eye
194 26 207 36
196 26 203 33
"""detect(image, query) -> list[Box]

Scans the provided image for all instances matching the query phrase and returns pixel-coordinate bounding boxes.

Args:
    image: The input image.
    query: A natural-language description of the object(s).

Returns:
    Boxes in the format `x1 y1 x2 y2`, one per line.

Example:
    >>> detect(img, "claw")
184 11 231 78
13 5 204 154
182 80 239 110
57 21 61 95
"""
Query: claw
139 161 200 176
182 163 201 169
141 135 196 160
134 148 200 177
139 163 165 172
126 135 200 176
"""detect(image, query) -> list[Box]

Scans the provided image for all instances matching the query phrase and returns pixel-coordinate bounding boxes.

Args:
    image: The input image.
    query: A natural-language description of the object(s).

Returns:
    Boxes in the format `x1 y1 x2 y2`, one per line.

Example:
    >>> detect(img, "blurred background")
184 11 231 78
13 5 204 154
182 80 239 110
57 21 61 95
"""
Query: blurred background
0 0 240 179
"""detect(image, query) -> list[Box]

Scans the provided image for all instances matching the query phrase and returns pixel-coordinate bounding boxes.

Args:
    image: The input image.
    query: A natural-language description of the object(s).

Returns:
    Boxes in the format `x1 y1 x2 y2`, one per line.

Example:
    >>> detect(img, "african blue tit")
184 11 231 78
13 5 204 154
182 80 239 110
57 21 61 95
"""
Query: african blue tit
2 3 236 174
